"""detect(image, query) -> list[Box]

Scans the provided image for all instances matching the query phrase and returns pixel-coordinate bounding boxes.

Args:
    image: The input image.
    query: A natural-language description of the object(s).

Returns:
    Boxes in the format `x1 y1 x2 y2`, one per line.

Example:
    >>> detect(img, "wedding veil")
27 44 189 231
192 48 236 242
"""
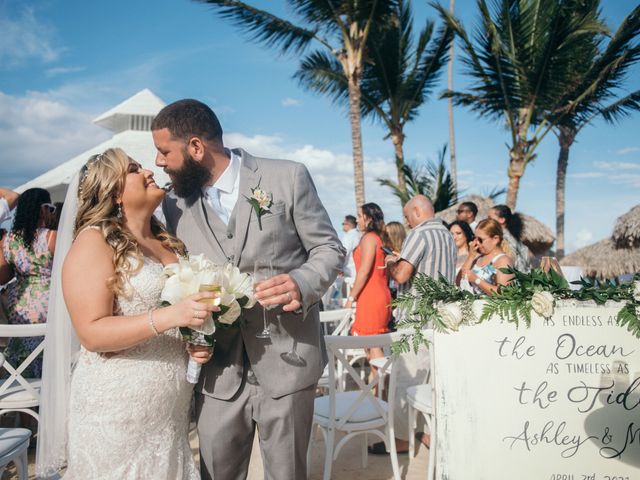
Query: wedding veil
36 172 81 479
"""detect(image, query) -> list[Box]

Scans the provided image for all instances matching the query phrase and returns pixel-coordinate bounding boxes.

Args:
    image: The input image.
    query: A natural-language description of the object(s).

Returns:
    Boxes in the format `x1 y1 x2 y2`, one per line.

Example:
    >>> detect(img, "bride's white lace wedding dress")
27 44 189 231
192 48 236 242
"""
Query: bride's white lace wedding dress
64 257 199 479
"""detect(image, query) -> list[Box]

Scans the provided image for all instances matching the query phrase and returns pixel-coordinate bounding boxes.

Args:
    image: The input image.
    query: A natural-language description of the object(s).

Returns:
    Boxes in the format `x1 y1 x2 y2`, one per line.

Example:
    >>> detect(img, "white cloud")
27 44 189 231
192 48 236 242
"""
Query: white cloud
615 147 640 155
593 160 640 170
45 66 86 77
224 132 401 225
0 90 110 187
281 97 302 107
570 172 604 179
572 228 593 250
0 6 61 67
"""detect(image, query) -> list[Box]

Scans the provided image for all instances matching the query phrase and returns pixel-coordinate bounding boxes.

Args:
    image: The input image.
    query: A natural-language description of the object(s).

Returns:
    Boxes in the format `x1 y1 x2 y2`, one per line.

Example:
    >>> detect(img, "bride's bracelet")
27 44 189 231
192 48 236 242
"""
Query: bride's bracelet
148 309 160 336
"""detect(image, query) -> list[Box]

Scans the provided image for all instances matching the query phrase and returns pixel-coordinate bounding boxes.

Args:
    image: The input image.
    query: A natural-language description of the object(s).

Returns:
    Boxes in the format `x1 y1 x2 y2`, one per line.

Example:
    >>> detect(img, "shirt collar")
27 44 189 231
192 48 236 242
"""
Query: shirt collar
203 149 241 196
214 149 241 194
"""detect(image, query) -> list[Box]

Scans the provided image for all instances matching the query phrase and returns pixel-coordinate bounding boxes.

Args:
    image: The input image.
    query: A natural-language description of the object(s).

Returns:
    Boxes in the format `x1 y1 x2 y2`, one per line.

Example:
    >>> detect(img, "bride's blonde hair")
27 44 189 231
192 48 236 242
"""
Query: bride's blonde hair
74 148 186 296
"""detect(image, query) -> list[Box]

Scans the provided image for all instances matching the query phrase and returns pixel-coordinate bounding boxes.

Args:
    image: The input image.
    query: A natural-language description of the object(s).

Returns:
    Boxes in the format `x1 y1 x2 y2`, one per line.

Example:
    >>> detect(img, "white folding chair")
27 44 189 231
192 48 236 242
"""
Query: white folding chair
308 332 402 480
0 323 47 423
318 309 354 393
319 308 353 336
407 329 435 480
0 427 30 479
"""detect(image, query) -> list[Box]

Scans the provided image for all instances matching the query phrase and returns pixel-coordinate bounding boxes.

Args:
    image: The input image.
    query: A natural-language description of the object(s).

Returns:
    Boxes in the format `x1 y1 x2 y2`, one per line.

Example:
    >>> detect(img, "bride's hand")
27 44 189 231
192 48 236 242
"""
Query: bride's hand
187 344 213 365
171 292 220 329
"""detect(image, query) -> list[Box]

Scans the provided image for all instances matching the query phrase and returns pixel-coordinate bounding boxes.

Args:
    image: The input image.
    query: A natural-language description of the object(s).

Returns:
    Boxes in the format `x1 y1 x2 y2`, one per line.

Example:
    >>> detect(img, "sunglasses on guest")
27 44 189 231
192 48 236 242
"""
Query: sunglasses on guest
456 208 471 214
42 203 56 213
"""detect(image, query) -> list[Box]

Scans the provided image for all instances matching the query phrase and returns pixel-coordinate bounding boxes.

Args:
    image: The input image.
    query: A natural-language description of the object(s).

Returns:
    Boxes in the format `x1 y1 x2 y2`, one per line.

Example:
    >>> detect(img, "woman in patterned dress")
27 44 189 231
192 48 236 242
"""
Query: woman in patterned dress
0 188 57 377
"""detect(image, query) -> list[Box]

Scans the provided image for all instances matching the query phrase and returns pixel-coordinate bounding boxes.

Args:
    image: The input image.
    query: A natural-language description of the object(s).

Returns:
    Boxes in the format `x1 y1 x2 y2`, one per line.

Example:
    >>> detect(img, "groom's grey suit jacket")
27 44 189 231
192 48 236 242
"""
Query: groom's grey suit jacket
162 149 344 399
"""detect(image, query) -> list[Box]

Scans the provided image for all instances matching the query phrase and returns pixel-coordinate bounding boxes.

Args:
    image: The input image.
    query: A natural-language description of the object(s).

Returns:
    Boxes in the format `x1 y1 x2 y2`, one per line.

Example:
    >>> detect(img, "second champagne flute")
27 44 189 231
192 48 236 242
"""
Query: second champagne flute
254 260 275 339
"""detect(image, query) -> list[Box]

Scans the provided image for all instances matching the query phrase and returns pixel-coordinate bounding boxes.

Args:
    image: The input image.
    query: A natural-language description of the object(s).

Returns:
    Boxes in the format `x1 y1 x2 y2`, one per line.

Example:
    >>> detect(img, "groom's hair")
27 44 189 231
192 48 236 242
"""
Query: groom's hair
152 99 223 145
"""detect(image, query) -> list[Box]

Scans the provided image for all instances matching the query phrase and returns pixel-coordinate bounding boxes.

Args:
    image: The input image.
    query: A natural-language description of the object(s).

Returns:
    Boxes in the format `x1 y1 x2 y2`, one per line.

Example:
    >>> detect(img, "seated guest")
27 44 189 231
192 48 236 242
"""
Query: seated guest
456 201 478 231
0 188 56 377
488 204 531 272
448 220 475 285
460 218 513 294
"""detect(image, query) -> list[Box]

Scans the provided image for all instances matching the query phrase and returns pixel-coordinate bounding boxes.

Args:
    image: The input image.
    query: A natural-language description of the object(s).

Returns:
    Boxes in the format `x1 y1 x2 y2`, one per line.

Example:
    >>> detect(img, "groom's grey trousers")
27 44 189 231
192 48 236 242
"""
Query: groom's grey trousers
195 361 316 480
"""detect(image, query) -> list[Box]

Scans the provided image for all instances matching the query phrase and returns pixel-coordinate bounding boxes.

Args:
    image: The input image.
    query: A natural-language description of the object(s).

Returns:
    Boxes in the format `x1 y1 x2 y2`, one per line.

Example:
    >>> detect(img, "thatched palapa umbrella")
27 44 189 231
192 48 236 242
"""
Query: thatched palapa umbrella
560 239 640 279
561 204 640 279
612 205 640 248
435 196 556 255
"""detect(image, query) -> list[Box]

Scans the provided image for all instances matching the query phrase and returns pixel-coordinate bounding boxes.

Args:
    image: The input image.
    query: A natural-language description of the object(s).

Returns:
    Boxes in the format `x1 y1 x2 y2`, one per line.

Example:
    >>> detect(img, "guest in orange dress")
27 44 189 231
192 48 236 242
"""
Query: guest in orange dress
345 203 391 374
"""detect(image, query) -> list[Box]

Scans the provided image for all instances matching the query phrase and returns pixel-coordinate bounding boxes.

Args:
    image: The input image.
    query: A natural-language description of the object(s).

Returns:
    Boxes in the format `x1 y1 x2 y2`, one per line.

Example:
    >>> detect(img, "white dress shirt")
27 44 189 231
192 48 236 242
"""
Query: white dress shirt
203 150 241 225
341 227 362 281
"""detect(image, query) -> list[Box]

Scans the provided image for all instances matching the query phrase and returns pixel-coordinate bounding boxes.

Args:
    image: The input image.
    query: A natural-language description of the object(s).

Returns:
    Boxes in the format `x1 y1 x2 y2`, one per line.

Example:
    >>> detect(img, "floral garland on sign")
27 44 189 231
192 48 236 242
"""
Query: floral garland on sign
391 268 640 354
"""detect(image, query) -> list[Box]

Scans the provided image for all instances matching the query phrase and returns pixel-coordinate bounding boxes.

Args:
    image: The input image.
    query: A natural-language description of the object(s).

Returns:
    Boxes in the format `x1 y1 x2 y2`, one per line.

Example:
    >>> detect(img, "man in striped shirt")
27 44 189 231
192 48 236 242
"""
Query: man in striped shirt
369 195 456 456
387 195 457 287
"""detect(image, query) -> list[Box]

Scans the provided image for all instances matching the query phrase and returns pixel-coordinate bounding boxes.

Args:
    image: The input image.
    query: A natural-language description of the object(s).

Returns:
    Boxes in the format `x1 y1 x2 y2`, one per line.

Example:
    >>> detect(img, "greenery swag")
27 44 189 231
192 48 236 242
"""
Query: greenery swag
392 269 640 354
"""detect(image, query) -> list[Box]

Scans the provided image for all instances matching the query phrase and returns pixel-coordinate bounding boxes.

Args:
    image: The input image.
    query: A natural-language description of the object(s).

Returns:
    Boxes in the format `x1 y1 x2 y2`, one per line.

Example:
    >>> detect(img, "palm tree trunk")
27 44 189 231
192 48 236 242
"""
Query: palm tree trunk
506 111 530 210
447 0 457 190
506 172 522 210
391 131 408 205
555 126 575 259
348 78 366 208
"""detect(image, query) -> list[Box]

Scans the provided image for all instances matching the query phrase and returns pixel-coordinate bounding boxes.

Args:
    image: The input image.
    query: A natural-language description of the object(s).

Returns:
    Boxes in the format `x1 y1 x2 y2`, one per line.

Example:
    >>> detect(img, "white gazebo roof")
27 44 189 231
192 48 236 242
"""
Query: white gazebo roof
16 89 167 202
93 88 165 133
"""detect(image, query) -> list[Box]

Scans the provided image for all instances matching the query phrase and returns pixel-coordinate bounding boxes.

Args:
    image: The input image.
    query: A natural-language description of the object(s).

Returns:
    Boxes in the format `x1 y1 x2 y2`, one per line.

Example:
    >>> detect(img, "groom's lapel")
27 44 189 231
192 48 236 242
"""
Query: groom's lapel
233 149 260 267
189 192 230 261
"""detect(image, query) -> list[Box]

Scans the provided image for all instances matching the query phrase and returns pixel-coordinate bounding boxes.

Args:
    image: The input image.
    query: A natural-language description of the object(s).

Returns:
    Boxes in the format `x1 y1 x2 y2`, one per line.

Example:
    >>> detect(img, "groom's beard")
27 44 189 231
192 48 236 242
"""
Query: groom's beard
166 151 212 198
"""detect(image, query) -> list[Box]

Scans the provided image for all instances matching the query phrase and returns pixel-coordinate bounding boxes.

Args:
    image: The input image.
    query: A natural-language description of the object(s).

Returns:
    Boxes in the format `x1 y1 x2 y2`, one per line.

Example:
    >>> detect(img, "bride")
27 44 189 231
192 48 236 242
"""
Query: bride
36 148 218 479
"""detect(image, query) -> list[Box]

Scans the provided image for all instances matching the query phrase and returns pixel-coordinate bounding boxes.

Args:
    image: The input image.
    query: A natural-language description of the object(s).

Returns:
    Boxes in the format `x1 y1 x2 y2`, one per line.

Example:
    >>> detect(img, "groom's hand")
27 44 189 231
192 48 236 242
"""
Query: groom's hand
254 274 302 312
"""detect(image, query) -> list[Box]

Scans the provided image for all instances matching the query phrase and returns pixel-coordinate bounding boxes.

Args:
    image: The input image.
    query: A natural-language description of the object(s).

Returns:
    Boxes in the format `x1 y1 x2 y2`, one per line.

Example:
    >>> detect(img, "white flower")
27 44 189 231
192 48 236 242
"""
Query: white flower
252 189 272 211
161 258 198 305
531 291 555 318
222 263 256 308
634 281 640 302
438 302 464 331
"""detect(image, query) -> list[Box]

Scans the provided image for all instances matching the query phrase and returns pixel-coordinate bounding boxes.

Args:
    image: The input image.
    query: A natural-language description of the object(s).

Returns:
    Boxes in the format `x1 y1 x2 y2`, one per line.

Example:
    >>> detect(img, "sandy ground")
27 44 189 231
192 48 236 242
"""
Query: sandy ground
8 423 429 480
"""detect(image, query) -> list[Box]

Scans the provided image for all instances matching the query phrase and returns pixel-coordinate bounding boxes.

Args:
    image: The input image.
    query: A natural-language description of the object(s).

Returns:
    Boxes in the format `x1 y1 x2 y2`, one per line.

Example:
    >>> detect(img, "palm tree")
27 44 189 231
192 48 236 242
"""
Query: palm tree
377 144 458 211
295 0 452 204
447 0 457 191
195 0 398 208
434 0 607 209
550 4 640 258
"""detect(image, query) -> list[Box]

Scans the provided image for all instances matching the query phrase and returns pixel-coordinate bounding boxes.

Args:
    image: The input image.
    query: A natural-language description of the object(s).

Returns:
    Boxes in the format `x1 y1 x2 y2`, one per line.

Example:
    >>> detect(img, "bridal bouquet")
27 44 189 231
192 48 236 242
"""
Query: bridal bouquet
160 254 256 383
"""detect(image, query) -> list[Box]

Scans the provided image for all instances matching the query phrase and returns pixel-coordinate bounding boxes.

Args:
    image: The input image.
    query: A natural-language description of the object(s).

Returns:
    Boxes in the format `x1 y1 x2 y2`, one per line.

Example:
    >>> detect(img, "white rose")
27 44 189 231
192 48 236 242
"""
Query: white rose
438 302 464 331
634 281 640 302
531 291 555 318
222 264 256 308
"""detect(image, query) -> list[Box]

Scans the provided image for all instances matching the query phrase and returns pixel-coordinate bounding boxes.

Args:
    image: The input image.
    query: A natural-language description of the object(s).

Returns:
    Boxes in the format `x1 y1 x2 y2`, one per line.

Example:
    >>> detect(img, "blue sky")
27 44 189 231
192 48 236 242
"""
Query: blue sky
1 0 639 253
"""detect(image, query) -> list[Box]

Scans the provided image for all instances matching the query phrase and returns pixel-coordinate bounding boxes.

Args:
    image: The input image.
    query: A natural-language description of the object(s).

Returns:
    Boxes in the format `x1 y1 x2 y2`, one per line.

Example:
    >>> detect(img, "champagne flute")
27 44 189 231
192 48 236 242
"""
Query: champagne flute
254 260 275 339
184 274 221 384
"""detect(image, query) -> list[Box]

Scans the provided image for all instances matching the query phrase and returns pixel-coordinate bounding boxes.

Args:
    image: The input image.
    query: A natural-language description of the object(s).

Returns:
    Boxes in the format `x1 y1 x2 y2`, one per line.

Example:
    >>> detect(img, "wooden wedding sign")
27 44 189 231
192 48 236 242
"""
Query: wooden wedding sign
434 301 640 480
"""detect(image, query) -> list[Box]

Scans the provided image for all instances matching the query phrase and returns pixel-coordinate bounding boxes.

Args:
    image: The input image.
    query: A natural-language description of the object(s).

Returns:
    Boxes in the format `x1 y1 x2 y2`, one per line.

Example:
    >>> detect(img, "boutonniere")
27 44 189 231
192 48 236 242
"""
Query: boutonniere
244 186 273 230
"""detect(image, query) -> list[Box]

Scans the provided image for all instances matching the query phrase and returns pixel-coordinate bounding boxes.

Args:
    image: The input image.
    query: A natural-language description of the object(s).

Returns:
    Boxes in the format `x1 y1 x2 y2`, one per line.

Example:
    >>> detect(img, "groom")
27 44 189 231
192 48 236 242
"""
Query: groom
151 99 344 480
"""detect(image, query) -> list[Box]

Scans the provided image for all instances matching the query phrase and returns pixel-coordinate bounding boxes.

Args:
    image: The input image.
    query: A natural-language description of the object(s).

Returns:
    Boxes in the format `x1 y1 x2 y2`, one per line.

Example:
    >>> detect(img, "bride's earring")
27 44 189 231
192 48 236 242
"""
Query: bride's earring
116 203 123 220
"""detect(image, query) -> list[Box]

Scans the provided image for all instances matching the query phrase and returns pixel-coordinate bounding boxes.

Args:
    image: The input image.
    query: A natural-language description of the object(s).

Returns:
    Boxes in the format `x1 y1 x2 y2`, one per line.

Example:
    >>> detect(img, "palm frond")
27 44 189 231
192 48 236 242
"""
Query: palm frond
196 0 317 54
599 90 640 124
294 50 350 107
